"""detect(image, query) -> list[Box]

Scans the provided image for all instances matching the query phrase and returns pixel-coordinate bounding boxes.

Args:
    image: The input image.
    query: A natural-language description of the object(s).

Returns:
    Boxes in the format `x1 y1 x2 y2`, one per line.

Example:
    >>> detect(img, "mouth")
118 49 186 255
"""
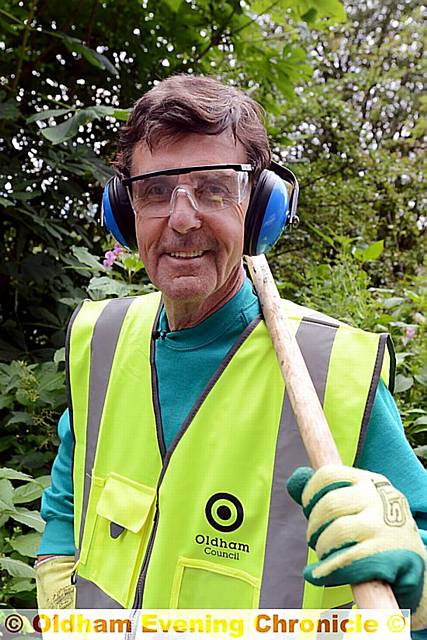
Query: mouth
165 250 208 260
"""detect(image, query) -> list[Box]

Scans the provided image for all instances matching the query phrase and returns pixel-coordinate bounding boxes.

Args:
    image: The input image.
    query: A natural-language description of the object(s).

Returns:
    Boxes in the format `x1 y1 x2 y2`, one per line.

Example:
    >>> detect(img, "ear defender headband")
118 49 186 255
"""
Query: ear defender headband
101 160 299 256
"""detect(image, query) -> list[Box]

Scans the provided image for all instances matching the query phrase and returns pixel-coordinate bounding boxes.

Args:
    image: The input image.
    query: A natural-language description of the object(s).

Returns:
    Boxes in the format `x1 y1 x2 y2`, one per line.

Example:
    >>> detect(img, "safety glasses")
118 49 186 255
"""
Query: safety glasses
122 164 254 218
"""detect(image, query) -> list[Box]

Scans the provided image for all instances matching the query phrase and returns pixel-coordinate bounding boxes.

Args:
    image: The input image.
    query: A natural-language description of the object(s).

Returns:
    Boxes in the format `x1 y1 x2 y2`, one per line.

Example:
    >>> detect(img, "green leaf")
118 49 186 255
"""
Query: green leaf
121 254 144 272
63 36 118 76
0 98 20 120
37 369 64 394
0 512 10 527
0 468 32 481
334 234 357 248
382 297 406 309
7 411 33 426
395 352 414 366
59 296 84 308
54 347 65 364
164 0 183 11
305 222 335 247
8 577 35 593
414 371 427 387
111 108 131 121
13 190 41 201
414 445 427 461
40 105 126 144
40 113 82 144
40 110 91 144
11 507 45 532
354 240 384 262
0 479 14 510
301 8 318 23
394 374 414 393
9 532 41 558
0 196 12 207
27 107 73 123
0 557 35 578
72 245 105 271
87 276 132 299
33 475 51 489
315 0 347 21
14 481 44 504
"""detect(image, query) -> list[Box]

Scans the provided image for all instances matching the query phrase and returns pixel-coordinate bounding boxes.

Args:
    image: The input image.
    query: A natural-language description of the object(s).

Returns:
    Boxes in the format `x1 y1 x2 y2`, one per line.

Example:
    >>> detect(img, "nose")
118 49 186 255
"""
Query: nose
168 187 202 234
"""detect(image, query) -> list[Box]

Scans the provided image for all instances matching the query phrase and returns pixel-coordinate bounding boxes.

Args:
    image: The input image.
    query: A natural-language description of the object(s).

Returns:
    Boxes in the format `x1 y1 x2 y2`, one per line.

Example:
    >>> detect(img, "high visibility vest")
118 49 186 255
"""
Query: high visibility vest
66 291 394 610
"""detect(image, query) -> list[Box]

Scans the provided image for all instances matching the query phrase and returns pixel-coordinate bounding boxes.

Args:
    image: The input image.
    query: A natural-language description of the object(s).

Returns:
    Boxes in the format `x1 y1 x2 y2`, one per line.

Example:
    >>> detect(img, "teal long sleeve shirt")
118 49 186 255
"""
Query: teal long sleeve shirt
38 280 427 635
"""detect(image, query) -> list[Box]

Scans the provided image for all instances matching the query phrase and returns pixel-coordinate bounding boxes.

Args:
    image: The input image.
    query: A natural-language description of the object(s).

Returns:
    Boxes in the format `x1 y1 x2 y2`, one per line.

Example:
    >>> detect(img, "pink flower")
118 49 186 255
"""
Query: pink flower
402 326 417 345
103 250 116 268
405 327 416 340
103 243 124 268
113 242 124 256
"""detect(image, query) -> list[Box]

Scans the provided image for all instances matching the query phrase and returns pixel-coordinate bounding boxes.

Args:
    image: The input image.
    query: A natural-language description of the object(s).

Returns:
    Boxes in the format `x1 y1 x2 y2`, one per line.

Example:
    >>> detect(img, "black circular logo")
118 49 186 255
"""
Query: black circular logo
205 492 244 532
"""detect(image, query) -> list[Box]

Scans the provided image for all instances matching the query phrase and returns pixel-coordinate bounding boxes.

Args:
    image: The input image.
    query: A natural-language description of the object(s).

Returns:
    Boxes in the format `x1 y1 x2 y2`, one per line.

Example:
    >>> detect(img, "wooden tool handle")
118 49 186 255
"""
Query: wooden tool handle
246 253 398 609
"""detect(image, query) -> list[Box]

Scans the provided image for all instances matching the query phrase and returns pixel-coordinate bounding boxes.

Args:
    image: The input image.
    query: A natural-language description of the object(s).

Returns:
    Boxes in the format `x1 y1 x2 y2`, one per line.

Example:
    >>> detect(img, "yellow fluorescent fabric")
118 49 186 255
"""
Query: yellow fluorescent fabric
67 299 110 547
96 472 156 534
67 292 392 610
142 317 289 608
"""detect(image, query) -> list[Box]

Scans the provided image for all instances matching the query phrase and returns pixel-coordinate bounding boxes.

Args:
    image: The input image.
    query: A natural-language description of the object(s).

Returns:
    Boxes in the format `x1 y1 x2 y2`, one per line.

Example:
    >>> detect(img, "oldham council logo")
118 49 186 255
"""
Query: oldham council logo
205 492 244 533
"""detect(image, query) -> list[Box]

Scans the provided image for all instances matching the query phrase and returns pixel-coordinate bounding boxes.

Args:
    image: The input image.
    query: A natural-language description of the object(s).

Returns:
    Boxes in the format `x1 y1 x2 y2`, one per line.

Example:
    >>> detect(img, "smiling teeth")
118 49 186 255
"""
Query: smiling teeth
169 251 204 258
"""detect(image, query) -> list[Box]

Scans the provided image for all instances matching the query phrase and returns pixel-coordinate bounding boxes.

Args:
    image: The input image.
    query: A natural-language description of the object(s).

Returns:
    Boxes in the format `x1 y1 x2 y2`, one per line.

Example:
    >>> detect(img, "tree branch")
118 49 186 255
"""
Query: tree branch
11 0 37 96
85 0 100 46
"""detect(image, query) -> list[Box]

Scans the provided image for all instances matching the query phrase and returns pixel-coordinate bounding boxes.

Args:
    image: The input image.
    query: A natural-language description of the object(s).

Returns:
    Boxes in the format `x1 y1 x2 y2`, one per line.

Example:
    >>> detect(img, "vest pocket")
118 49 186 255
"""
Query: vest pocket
79 472 156 607
170 556 260 608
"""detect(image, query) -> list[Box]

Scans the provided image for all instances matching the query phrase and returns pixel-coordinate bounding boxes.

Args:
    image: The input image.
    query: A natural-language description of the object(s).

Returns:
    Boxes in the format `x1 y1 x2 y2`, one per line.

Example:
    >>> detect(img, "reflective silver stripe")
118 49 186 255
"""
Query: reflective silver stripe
75 574 122 608
260 318 338 607
74 297 134 607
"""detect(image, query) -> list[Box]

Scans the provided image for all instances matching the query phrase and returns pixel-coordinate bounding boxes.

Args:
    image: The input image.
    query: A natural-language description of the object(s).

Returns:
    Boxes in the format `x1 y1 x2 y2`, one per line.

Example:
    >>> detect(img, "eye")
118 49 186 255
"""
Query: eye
139 180 173 200
148 182 170 196
198 181 230 197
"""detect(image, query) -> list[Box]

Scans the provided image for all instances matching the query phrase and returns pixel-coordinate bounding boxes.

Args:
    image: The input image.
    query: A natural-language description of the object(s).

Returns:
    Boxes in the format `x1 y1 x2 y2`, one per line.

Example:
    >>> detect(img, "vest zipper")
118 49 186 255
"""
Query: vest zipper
132 502 159 608
151 312 166 460
132 328 164 609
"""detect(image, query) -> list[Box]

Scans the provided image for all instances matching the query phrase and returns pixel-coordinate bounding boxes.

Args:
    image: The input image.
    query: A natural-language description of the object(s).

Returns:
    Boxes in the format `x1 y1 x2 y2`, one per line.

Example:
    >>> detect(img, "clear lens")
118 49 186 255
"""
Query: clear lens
130 169 250 218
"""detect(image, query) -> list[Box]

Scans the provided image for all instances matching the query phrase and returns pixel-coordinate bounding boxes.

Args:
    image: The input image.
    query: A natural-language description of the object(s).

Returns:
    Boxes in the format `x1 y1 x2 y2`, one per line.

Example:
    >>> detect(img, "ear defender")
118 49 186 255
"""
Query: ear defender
101 161 299 256
243 161 299 256
101 176 138 250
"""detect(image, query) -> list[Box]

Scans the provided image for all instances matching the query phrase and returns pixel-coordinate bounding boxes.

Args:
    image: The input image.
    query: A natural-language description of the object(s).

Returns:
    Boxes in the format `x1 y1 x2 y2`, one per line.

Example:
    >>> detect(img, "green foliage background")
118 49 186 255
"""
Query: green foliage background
0 0 425 607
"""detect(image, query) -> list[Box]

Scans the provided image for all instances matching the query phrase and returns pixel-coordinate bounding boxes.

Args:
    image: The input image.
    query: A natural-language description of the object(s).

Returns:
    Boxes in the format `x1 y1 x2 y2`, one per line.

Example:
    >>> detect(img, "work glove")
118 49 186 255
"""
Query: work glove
35 555 76 609
287 465 427 630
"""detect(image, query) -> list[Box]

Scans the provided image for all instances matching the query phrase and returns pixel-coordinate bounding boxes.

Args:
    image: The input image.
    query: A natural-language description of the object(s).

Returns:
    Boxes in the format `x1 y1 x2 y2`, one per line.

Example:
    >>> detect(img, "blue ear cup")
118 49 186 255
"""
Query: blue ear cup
101 176 137 250
255 174 289 254
101 162 298 256
244 161 297 256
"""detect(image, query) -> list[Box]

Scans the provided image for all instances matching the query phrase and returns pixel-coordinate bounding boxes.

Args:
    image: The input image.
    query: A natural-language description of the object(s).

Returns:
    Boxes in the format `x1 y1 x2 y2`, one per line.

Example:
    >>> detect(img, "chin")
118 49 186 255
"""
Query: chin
158 274 217 302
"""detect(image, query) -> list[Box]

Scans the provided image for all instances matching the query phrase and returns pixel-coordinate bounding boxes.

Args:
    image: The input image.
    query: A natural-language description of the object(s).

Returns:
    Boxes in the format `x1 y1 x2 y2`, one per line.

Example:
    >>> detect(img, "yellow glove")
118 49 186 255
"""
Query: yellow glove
287 465 427 630
35 555 76 609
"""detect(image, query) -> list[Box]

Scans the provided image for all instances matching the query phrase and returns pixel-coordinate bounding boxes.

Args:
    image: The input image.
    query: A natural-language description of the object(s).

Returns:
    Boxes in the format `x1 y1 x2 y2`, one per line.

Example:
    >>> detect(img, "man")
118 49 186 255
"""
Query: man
36 74 427 635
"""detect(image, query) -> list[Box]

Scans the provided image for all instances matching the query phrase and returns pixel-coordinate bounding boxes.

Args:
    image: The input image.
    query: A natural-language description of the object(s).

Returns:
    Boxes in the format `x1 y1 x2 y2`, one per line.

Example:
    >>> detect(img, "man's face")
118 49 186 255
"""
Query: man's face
131 132 250 303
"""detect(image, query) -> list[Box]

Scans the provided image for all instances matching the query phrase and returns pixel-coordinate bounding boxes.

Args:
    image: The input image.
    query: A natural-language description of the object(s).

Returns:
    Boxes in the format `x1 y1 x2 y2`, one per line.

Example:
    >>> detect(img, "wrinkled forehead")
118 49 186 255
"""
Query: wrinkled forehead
130 131 248 176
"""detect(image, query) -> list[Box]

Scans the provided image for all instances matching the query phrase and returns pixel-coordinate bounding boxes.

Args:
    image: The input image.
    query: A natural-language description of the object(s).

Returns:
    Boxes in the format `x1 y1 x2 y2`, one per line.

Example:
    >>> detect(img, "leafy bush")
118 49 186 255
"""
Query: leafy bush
0 359 66 478
0 467 48 606
0 243 152 607
292 235 427 457
372 275 427 453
